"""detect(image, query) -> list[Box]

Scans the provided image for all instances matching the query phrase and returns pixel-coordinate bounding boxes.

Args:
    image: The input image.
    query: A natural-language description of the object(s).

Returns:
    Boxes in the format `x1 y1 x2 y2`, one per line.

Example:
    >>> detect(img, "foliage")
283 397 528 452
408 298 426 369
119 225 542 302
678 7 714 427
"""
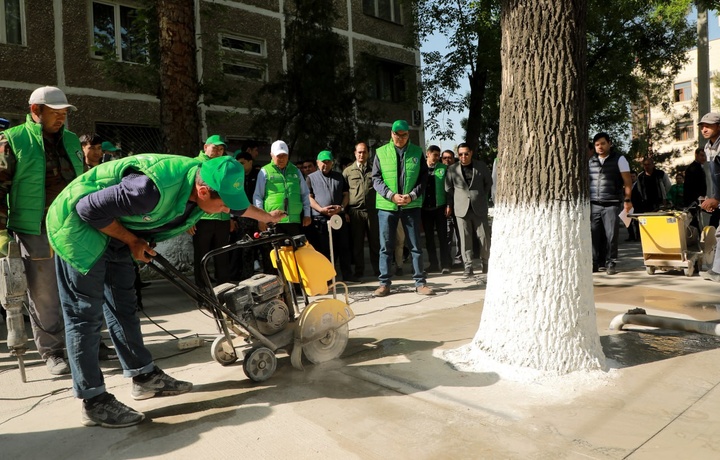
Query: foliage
587 0 695 139
713 71 720 109
412 0 501 162
250 0 380 159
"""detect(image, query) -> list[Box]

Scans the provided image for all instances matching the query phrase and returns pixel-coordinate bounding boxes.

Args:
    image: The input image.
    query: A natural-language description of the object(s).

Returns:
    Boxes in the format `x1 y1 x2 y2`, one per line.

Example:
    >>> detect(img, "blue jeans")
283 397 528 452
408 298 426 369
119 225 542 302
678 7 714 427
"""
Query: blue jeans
378 208 426 287
56 244 154 399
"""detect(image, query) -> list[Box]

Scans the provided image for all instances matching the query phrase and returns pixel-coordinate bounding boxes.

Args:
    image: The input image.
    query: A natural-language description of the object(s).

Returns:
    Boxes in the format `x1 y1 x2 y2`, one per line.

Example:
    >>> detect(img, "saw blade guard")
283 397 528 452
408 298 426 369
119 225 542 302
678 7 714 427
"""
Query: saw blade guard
296 298 354 344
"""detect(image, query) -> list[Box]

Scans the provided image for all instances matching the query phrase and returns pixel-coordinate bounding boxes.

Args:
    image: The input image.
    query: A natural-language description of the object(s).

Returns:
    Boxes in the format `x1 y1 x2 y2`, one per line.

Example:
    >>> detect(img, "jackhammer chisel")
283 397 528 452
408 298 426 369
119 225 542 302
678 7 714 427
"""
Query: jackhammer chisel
0 240 29 382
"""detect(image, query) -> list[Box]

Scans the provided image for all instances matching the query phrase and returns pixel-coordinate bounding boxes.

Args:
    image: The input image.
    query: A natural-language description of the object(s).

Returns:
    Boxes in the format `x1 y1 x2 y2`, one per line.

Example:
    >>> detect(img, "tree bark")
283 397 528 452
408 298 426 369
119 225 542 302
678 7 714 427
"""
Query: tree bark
450 0 605 376
157 0 200 155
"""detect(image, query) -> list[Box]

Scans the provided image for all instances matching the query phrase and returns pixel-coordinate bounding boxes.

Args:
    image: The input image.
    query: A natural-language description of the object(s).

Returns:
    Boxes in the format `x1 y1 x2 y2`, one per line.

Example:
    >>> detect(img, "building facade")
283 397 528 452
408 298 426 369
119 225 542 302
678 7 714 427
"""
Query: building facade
0 0 423 160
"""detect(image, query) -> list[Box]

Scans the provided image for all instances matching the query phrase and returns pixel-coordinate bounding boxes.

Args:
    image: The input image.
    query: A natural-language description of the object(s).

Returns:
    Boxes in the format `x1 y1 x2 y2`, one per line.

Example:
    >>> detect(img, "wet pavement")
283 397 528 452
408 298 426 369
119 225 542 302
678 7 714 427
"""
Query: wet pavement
2 237 720 459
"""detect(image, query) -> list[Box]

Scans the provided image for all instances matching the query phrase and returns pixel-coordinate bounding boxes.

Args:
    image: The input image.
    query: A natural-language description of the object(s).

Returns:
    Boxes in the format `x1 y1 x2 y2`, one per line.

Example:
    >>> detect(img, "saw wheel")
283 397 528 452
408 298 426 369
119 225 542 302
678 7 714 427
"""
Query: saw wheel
243 347 277 382
211 334 238 366
303 323 349 364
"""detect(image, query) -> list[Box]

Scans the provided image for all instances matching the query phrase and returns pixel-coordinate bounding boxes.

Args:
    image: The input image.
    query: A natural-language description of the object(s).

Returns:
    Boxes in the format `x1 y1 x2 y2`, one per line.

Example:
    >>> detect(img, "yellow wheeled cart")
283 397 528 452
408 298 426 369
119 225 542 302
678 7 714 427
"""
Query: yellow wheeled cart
632 210 716 277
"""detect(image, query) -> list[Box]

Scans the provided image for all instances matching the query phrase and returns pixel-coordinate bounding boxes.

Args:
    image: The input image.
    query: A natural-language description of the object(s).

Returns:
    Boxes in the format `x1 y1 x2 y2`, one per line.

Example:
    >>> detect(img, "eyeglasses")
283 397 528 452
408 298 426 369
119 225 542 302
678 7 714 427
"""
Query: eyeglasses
458 153 470 157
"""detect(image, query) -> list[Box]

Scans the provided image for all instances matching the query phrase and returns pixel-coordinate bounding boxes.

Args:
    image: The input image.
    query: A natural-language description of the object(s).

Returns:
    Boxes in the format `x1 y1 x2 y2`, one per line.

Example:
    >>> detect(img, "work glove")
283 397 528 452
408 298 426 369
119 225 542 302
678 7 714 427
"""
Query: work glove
0 229 10 257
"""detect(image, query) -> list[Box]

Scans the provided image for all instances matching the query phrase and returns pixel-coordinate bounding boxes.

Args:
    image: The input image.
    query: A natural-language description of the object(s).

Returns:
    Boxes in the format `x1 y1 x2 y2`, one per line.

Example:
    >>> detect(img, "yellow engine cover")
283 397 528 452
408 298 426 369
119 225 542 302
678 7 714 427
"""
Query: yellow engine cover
638 213 688 255
272 243 336 295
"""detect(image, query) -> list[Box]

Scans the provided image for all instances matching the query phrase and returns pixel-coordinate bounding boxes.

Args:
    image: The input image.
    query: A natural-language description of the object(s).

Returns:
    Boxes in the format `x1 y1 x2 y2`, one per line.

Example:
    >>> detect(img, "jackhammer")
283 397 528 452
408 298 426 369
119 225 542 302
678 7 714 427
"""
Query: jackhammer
0 240 29 382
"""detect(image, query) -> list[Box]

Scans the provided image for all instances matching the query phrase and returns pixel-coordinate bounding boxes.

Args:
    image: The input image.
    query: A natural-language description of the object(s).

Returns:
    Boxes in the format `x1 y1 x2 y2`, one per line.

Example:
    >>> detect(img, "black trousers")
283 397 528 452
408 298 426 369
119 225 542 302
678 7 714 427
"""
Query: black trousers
421 207 451 269
348 207 380 277
307 216 353 279
193 219 231 289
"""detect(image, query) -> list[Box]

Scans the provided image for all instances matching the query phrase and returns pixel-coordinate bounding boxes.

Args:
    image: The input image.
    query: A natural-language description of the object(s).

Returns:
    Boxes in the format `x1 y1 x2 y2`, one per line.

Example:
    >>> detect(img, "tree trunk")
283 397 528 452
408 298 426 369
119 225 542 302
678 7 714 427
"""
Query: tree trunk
157 0 200 155
465 63 487 156
450 0 605 376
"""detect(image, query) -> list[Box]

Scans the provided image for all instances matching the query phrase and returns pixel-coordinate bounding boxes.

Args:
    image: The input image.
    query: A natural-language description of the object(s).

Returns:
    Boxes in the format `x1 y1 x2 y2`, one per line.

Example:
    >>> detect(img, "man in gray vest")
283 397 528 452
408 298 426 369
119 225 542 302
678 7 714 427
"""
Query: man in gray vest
589 132 632 275
306 150 355 282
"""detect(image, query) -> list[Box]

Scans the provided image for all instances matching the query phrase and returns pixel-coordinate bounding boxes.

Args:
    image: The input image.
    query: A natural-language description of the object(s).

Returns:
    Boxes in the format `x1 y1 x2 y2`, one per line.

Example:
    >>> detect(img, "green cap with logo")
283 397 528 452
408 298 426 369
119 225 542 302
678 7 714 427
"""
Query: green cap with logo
317 150 333 162
205 134 227 146
200 156 250 210
101 141 119 152
392 120 409 132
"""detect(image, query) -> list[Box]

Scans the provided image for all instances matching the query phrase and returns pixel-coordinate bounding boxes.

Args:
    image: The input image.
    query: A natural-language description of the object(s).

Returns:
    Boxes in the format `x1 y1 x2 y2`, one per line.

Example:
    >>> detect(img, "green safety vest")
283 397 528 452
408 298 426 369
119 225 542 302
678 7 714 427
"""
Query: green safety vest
375 141 423 211
46 154 205 274
430 163 447 206
261 163 303 224
3 115 83 234
195 151 230 221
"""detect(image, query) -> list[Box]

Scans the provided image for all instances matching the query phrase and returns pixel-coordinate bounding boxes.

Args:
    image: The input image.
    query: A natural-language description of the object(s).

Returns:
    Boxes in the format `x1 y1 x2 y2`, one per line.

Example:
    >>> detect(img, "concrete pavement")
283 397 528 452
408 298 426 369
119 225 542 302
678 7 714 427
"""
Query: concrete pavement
2 239 720 459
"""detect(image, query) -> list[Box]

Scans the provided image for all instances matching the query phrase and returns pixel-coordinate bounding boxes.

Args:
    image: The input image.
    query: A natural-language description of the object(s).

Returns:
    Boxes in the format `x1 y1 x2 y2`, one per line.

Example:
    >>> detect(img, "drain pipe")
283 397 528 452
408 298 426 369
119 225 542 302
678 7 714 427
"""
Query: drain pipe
609 308 720 337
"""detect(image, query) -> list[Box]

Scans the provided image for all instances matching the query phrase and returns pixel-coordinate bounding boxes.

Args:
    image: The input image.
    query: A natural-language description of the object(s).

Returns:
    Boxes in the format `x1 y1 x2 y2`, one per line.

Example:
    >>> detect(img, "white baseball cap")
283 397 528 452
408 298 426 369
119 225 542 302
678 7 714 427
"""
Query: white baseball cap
271 140 289 156
28 86 77 111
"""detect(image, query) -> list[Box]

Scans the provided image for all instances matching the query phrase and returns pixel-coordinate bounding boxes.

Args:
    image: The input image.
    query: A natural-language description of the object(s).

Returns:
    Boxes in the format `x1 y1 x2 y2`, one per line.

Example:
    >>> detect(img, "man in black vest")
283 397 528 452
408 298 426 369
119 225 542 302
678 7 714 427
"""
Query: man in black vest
589 132 632 275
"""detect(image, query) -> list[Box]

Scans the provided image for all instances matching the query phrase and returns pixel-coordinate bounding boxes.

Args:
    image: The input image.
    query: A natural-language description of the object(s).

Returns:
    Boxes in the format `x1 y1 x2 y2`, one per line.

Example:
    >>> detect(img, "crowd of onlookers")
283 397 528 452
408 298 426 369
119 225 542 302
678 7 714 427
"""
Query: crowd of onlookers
589 112 720 276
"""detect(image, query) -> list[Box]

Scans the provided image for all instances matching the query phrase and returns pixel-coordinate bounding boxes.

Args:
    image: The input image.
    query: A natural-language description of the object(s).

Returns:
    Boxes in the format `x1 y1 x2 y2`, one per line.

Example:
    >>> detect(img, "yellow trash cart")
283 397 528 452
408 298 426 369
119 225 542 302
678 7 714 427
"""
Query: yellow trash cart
632 210 716 277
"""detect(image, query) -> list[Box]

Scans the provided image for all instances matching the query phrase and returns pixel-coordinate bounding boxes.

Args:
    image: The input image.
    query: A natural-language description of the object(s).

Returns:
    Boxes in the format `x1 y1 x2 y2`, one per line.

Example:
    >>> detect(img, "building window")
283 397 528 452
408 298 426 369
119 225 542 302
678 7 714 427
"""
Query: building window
220 33 266 81
675 120 694 141
220 34 264 56
222 62 266 81
371 60 408 102
92 1 148 63
0 0 25 45
673 81 692 103
363 0 402 24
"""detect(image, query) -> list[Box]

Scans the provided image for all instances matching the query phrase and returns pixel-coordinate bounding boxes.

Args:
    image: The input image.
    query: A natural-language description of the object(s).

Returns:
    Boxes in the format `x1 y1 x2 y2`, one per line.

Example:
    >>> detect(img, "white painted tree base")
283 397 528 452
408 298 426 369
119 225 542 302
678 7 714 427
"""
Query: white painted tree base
444 201 607 378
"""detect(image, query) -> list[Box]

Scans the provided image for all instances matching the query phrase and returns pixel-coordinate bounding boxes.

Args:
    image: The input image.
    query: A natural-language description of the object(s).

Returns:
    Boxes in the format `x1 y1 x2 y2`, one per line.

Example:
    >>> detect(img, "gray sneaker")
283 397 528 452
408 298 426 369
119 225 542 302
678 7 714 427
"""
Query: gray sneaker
131 367 193 400
82 392 144 428
46 355 70 375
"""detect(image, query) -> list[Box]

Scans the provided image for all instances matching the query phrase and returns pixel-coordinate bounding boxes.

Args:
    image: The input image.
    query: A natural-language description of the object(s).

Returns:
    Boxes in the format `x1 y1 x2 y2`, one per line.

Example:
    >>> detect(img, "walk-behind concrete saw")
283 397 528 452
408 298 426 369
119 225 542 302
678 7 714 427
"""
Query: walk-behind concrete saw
0 240 29 382
146 226 354 382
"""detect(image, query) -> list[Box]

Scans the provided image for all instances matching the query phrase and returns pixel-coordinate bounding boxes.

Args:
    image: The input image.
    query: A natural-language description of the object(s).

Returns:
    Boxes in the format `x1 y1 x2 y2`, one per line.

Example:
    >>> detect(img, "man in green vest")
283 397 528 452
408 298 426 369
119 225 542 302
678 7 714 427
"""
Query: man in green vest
371 120 434 296
0 86 84 376
421 145 451 274
253 140 311 272
46 155 284 428
189 135 234 288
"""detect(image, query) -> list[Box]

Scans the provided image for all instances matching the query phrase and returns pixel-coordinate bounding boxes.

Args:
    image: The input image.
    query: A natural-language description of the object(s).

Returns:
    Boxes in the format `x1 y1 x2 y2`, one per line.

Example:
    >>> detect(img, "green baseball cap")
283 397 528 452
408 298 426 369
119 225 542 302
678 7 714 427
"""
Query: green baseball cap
317 150 333 162
101 141 119 152
205 134 226 146
200 156 250 210
392 120 409 132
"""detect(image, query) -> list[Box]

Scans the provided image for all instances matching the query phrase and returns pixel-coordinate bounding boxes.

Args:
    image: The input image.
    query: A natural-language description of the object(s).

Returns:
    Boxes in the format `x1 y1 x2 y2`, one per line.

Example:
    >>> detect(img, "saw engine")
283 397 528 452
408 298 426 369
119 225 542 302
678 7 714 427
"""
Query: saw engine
219 273 289 336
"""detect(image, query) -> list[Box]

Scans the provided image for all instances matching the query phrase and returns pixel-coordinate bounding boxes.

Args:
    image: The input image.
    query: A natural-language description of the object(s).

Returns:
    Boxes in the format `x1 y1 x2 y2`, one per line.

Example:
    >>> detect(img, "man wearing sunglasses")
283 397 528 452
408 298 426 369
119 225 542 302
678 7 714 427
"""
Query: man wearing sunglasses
444 143 493 277
371 120 434 296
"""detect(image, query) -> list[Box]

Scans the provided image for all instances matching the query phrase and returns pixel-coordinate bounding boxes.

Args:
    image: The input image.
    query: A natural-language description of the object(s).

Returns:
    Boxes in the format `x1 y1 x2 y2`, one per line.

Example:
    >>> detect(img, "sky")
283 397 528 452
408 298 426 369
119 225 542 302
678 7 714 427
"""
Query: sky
421 10 720 151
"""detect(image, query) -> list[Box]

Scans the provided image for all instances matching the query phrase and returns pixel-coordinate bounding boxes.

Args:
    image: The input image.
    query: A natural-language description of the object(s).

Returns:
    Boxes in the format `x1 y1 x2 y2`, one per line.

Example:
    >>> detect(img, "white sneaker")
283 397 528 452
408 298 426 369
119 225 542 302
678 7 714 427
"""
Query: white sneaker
46 355 70 375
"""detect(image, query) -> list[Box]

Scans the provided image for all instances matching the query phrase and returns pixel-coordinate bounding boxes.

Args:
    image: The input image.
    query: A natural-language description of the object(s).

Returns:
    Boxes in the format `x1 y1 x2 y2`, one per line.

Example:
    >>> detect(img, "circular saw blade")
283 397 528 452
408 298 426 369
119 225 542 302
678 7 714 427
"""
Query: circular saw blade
302 323 349 364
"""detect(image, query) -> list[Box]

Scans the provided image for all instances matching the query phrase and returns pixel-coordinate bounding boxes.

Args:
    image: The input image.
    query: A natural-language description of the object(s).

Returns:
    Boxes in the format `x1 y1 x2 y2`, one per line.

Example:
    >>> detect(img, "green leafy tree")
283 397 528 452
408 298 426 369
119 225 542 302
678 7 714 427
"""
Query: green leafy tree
412 0 501 162
250 0 379 159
